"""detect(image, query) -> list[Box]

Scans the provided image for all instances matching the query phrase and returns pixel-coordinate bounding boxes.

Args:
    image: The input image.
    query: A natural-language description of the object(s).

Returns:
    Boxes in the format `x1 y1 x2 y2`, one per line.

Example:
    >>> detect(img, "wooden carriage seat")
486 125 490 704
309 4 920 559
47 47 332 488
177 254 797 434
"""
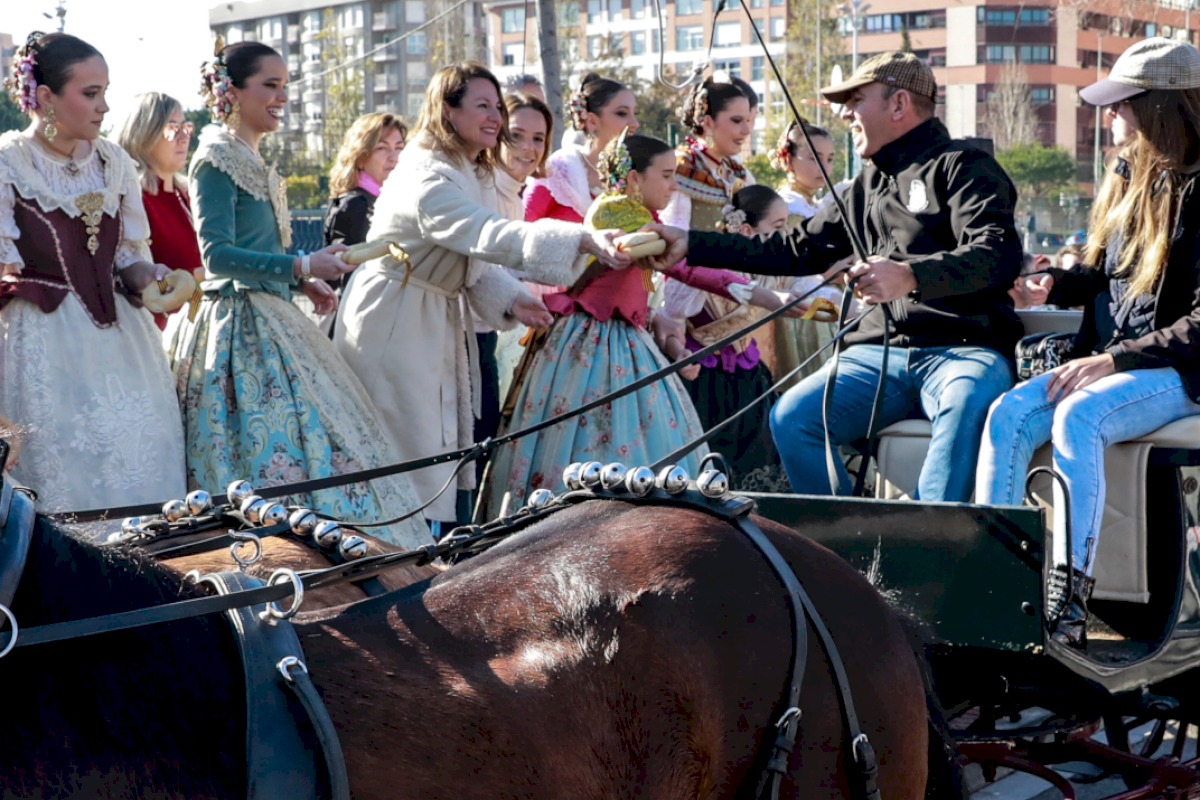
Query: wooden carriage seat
873 415 1200 603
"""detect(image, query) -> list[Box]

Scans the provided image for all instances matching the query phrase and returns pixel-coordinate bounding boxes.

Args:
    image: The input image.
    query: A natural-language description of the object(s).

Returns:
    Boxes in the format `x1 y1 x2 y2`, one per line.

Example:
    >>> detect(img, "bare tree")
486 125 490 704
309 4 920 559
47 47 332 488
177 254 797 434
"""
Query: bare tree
984 61 1038 153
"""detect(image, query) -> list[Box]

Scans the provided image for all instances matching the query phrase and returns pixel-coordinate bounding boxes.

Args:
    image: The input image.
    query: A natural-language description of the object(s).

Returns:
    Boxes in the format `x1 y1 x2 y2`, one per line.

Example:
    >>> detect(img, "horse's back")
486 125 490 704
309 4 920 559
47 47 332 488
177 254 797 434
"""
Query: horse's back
304 500 929 799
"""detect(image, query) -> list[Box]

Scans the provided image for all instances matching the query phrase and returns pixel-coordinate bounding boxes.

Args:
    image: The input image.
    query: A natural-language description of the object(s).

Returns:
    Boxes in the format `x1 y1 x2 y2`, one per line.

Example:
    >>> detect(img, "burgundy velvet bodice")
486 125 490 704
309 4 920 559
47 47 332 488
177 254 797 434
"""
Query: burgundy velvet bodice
0 192 139 328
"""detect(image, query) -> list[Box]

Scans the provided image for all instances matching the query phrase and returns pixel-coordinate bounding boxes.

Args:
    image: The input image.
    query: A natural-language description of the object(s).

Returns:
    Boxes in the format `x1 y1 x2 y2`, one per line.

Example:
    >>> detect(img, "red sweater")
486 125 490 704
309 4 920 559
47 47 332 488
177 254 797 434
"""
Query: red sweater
142 177 202 330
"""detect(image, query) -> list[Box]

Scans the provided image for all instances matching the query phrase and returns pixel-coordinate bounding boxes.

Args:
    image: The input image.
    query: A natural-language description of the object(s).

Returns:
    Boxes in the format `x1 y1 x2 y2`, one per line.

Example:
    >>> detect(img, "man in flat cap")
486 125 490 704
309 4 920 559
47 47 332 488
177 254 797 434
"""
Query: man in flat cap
646 51 1022 501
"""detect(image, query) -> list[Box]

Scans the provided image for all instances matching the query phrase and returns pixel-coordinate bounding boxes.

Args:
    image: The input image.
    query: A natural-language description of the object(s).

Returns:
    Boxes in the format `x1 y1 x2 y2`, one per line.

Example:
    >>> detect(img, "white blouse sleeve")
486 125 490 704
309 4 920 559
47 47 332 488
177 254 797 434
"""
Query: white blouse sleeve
659 191 707 320
0 183 23 274
114 173 153 268
660 191 692 231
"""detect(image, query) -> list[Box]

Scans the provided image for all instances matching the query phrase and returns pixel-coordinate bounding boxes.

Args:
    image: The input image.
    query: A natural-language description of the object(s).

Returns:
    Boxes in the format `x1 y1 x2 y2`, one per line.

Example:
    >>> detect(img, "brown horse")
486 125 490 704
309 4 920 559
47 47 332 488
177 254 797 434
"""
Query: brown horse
3 498 952 799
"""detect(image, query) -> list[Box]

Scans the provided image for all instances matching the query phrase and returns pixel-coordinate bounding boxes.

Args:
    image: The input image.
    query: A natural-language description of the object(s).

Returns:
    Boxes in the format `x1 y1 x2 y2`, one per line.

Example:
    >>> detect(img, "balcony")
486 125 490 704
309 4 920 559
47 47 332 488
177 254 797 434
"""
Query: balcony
373 49 398 62
374 77 400 92
288 56 301 73
374 12 398 30
288 24 301 41
302 87 323 103
301 29 318 43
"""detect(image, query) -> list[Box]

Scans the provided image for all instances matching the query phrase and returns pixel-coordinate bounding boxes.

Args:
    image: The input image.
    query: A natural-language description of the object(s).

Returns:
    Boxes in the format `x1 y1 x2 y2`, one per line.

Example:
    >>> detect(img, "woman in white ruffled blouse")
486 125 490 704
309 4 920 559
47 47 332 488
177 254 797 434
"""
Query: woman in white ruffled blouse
0 32 185 512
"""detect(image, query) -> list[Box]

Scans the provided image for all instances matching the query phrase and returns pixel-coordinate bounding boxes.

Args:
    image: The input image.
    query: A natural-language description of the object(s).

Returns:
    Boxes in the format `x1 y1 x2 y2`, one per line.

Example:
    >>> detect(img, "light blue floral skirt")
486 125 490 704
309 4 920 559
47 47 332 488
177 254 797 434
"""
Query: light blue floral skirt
165 290 429 550
487 312 708 513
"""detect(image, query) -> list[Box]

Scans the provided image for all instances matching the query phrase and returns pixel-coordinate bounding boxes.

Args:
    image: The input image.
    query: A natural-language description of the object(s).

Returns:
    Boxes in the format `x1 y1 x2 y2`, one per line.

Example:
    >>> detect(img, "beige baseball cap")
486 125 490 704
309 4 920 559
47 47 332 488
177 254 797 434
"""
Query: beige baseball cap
1080 37 1200 106
820 51 939 105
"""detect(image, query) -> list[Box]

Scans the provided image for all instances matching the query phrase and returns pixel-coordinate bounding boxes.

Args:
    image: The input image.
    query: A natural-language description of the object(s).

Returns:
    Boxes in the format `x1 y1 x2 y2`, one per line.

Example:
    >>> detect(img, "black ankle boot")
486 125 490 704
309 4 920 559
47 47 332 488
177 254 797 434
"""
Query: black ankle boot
1047 565 1095 650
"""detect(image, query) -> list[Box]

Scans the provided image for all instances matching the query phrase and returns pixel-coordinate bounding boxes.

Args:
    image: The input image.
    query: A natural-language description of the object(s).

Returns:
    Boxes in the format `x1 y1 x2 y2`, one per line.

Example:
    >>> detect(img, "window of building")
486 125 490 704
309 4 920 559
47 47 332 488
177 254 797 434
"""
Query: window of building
408 61 428 81
1020 8 1050 25
502 42 524 65
714 21 741 46
770 0 784 7
1145 22 1158 36
983 44 1016 62
502 7 526 32
755 16 766 39
588 35 602 57
751 55 764 80
562 0 579 23
406 1 426 23
407 94 423 118
339 4 364 29
651 28 660 51
751 0 764 8
632 0 645 18
770 17 785 39
609 0 622 19
226 24 245 44
676 60 693 79
714 58 742 78
979 8 1015 25
1019 45 1052 63
677 0 703 15
1030 87 1055 104
631 30 646 53
677 24 704 50
587 0 601 21
864 13 903 32
407 31 427 54
303 12 320 34
610 33 623 53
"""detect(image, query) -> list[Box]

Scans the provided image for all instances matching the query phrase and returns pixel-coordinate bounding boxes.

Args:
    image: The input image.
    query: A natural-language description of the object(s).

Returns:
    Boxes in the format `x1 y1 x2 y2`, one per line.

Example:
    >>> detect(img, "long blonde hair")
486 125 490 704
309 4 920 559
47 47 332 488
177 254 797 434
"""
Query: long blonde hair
328 112 408 197
115 92 186 194
1085 88 1200 296
412 62 506 175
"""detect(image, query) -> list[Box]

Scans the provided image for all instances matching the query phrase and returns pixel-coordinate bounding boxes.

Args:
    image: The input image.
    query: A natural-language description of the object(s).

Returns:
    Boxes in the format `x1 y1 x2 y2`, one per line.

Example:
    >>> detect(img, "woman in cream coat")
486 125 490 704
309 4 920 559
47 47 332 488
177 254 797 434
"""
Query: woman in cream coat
334 64 627 526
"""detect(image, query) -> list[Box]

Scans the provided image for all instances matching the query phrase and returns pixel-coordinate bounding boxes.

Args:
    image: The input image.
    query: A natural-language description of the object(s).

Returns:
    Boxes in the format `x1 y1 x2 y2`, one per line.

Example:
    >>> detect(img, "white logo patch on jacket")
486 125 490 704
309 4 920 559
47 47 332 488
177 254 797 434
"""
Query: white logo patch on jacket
907 179 929 213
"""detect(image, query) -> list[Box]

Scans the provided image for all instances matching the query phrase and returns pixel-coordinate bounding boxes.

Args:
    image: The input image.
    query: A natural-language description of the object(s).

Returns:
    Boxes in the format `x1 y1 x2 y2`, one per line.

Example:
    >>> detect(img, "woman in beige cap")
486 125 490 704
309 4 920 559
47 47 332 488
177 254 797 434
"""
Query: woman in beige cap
978 37 1200 650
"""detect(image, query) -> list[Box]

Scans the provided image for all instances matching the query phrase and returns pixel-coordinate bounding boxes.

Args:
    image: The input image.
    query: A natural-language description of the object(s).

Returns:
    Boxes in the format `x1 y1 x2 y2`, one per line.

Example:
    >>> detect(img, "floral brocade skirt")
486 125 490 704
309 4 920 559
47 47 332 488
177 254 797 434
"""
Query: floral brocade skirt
165 290 429 550
486 312 708 514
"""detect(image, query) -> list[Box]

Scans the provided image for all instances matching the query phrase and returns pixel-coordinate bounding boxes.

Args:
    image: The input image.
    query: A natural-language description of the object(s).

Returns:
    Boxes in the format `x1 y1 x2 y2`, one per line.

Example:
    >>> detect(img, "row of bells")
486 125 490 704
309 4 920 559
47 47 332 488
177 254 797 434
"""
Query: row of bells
518 461 730 512
117 480 369 560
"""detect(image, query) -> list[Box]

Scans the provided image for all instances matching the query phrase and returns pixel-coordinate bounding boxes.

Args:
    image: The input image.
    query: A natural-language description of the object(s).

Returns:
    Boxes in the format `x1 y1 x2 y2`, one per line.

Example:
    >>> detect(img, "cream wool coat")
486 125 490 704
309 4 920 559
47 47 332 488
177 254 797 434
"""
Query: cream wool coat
333 141 582 521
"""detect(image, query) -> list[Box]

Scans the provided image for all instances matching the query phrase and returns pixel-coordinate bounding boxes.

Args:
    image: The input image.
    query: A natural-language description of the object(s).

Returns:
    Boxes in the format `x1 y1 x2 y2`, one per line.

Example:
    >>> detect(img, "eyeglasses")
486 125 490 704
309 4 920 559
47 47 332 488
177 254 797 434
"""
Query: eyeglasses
163 121 195 142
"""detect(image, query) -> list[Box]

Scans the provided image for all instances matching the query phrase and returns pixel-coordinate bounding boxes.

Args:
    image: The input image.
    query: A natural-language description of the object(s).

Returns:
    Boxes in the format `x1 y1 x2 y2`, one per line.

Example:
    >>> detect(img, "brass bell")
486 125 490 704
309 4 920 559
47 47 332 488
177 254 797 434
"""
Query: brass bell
185 490 213 516
696 469 729 498
580 461 603 488
260 503 289 527
240 495 267 523
656 465 689 495
162 499 188 523
526 488 555 509
226 480 255 506
289 508 318 537
625 466 656 497
339 534 369 559
312 521 342 549
562 462 585 491
600 462 628 490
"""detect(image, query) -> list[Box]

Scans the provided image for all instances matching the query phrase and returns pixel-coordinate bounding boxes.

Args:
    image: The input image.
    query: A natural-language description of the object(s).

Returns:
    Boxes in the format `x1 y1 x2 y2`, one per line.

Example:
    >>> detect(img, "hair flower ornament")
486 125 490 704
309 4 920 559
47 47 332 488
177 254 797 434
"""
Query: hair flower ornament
4 35 41 113
200 36 237 126
567 88 589 132
721 203 747 231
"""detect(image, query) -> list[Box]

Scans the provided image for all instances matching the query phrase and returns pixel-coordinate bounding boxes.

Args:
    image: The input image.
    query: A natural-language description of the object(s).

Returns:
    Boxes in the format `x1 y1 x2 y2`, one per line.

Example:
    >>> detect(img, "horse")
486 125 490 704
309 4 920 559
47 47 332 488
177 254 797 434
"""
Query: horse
2 498 958 799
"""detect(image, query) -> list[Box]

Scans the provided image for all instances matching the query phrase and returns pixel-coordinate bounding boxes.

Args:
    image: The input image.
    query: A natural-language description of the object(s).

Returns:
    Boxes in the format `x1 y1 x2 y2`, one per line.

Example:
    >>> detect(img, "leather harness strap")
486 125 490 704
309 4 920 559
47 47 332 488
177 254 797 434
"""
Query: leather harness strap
201 570 350 800
0 481 34 610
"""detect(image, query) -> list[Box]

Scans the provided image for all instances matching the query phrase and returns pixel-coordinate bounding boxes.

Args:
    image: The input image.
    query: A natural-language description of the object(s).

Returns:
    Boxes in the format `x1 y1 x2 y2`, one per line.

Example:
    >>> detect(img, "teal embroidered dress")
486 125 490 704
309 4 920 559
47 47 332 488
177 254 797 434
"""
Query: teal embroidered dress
165 127 426 548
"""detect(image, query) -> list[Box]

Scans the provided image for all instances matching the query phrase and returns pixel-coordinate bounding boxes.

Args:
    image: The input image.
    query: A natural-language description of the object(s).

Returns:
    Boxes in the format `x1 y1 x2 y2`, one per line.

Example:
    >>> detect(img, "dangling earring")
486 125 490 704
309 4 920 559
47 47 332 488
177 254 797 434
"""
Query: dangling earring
225 101 241 132
43 106 57 143
629 183 644 206
703 129 714 150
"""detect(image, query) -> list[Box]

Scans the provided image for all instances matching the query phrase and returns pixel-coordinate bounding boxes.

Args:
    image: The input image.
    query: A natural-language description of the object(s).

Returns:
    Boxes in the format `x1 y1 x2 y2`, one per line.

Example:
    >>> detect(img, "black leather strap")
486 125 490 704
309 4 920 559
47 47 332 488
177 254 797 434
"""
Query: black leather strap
203 571 350 800
0 482 35 609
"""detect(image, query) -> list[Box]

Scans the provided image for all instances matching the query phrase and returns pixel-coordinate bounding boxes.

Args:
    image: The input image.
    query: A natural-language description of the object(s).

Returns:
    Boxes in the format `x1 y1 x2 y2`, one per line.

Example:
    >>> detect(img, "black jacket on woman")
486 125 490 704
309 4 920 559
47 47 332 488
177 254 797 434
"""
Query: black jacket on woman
1047 159 1200 401
323 187 375 248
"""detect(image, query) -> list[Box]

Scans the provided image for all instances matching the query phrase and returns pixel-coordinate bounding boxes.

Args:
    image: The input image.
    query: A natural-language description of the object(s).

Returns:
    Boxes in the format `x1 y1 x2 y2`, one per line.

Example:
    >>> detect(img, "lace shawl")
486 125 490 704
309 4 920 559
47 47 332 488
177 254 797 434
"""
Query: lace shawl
190 126 292 249
0 132 151 271
531 146 594 218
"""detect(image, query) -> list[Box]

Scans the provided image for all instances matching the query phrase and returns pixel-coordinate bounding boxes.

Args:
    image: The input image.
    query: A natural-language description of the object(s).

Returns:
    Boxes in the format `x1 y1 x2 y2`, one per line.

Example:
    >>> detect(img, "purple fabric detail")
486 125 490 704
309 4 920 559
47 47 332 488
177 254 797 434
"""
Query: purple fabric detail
686 335 761 373
357 170 383 197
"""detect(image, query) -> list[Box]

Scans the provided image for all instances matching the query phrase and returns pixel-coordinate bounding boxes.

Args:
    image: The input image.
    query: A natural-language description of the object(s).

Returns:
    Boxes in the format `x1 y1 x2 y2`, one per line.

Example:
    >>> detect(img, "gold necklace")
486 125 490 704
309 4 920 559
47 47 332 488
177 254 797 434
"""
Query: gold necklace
34 130 81 176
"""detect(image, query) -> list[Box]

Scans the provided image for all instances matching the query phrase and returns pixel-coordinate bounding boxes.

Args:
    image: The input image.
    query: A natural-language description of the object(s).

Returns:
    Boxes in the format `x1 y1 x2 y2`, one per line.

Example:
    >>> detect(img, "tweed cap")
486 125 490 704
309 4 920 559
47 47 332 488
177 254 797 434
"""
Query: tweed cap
820 51 938 104
1080 37 1200 106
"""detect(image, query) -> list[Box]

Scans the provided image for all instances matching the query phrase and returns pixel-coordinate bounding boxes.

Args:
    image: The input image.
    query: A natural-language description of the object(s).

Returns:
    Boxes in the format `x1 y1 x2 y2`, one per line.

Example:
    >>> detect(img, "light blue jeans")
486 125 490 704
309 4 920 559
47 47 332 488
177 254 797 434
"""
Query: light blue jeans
976 367 1200 572
770 344 1014 501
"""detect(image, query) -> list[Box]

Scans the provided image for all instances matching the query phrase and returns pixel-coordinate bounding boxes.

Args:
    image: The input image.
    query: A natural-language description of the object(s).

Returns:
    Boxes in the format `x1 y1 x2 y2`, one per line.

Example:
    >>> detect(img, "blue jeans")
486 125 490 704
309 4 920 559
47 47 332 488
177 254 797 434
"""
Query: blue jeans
976 367 1200 571
770 344 1014 501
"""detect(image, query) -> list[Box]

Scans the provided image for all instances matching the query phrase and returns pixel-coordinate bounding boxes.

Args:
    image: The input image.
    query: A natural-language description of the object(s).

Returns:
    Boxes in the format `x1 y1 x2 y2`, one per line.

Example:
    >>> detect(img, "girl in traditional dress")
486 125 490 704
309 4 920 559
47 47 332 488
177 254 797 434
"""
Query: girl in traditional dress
487 133 761 511
167 40 428 549
0 32 186 513
116 92 202 331
523 72 638 228
333 63 626 528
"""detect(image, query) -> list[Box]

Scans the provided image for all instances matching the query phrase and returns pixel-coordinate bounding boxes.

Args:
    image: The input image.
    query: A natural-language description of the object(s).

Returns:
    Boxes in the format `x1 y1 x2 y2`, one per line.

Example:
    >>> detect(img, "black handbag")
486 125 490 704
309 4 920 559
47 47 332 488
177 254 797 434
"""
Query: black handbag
1015 332 1076 381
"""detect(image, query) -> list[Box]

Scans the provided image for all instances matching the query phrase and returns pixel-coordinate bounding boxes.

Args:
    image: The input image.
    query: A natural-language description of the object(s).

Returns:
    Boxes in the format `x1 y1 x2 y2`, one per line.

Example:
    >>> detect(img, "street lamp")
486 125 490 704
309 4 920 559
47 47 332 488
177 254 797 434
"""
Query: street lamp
1093 30 1104 190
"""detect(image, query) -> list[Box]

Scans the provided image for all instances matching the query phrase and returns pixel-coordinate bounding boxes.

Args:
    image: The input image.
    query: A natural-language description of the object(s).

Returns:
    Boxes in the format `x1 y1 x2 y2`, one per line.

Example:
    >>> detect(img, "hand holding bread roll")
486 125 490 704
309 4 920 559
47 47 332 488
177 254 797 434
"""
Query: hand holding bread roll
614 231 667 259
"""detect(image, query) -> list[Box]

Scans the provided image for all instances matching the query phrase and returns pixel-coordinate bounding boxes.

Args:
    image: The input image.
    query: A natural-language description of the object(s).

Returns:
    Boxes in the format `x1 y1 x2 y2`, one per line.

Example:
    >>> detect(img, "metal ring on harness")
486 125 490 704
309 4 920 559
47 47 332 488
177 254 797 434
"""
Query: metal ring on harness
0 603 16 659
774 706 802 729
259 569 304 625
230 531 263 570
850 733 870 762
277 655 308 683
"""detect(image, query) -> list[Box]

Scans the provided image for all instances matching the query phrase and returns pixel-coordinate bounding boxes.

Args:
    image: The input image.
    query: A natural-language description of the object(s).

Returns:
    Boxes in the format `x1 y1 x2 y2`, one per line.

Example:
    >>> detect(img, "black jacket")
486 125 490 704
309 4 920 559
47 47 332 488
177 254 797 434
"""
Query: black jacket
687 119 1024 353
1048 161 1200 401
323 187 375 248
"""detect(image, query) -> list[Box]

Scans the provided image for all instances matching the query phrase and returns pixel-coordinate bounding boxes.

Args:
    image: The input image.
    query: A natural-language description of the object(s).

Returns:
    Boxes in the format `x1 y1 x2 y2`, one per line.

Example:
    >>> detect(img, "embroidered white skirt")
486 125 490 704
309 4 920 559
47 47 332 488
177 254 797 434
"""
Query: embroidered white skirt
0 294 187 513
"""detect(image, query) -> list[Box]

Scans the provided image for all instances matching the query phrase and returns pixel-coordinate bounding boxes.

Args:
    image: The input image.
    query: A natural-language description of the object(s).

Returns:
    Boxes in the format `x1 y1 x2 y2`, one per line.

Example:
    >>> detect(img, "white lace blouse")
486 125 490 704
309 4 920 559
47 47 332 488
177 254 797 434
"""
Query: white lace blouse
0 132 153 275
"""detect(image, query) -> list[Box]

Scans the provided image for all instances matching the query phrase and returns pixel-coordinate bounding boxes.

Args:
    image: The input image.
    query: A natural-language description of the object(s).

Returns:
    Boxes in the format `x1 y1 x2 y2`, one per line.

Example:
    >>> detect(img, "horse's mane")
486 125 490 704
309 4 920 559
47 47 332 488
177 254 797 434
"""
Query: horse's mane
0 516 244 799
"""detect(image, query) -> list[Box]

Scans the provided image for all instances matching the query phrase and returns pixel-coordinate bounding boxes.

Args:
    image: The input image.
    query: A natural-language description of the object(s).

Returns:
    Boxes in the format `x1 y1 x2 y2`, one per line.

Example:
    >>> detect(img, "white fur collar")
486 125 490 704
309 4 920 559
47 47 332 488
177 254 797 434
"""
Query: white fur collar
531 145 594 218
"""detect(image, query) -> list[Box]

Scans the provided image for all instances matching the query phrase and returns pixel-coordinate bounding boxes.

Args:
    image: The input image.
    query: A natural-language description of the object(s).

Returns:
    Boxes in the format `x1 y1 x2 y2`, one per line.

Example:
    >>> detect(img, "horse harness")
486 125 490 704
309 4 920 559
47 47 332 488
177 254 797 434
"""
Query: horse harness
0 461 881 800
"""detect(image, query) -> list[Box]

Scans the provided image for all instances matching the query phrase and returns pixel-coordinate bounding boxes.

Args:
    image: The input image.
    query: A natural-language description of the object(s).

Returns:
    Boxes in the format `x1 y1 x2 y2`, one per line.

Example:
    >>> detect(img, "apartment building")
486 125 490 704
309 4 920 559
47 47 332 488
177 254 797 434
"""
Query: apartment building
841 0 1198 178
1 33 14 82
483 0 788 150
209 0 487 155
